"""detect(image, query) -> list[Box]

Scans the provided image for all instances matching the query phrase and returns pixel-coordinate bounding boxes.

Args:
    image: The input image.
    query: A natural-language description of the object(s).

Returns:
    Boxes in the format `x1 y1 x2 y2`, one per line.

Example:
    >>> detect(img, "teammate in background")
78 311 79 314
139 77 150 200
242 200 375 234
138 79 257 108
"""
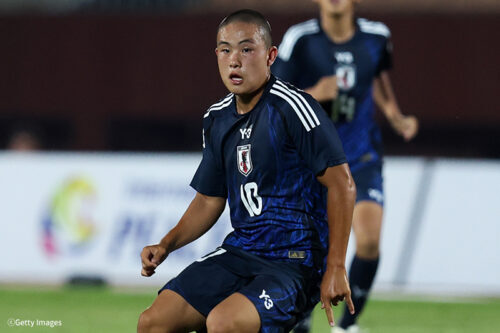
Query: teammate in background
138 9 356 333
272 0 418 332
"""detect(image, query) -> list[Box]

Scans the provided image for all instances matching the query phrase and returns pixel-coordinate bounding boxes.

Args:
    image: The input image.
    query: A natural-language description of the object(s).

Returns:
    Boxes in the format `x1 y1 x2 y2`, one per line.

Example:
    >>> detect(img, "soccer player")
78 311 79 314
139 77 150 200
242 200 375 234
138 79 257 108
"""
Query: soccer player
137 9 357 333
272 1 418 332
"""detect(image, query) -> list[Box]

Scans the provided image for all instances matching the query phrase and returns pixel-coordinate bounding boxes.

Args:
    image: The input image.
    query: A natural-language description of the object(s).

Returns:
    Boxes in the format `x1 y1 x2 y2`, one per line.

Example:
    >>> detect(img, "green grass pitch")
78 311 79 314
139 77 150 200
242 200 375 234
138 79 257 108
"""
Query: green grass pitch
0 286 499 332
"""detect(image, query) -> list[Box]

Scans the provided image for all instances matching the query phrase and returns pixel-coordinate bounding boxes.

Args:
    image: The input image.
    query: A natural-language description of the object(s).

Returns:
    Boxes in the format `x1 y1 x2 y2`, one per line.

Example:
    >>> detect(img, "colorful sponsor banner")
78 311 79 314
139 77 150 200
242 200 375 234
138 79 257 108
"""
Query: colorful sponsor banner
0 153 232 286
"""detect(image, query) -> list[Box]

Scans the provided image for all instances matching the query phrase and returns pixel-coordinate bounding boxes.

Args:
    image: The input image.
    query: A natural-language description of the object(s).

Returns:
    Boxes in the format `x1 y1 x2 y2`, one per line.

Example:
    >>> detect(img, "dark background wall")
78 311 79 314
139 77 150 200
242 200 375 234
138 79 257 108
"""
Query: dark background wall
0 12 499 156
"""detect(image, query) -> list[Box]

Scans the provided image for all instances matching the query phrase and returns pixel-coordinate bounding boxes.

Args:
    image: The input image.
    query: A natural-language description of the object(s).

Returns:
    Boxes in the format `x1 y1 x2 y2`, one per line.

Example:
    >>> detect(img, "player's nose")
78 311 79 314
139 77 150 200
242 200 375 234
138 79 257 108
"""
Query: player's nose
229 52 241 68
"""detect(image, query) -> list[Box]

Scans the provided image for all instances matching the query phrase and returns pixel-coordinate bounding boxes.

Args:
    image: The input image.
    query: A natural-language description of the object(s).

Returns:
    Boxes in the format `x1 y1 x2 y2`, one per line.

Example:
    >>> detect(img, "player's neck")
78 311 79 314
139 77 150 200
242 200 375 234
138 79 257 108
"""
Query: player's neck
235 82 267 115
321 11 356 44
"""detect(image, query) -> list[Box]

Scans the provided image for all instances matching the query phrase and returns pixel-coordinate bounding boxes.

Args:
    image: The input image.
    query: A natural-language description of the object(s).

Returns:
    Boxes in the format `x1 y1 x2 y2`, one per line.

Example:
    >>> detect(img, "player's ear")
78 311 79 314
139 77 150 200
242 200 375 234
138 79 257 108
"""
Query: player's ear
267 46 278 66
215 47 218 56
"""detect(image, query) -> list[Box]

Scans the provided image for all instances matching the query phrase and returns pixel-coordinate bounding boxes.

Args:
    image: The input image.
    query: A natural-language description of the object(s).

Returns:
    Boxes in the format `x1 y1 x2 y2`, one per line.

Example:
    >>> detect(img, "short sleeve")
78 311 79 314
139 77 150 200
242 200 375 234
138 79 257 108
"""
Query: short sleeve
272 82 347 175
272 22 314 84
377 36 393 75
190 118 227 197
272 45 299 84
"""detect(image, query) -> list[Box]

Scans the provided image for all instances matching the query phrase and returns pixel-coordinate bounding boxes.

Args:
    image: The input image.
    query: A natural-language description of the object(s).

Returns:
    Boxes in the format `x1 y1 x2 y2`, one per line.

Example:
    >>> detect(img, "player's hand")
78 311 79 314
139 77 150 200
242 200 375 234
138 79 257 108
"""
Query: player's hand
306 75 337 102
391 114 419 141
319 265 355 327
140 244 168 277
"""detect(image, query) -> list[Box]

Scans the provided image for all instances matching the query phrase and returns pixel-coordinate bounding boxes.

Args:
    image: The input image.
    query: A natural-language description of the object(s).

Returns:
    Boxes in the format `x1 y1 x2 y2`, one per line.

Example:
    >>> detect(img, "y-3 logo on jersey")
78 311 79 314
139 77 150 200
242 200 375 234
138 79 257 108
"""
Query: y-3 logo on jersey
240 125 253 139
259 290 274 310
334 51 353 64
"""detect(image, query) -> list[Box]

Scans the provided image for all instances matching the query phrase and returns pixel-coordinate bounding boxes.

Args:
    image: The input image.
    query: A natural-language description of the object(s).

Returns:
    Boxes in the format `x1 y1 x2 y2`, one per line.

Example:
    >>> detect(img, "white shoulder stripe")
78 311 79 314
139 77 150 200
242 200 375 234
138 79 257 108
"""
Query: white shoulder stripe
275 80 320 126
270 88 311 132
205 99 233 114
278 19 319 62
358 18 391 37
272 83 318 131
210 93 233 109
204 94 234 118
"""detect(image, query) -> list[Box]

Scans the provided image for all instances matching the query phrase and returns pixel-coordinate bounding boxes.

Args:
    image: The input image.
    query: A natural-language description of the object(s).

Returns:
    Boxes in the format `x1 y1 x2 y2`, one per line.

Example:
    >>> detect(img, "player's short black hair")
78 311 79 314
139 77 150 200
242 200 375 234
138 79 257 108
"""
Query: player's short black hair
218 9 272 47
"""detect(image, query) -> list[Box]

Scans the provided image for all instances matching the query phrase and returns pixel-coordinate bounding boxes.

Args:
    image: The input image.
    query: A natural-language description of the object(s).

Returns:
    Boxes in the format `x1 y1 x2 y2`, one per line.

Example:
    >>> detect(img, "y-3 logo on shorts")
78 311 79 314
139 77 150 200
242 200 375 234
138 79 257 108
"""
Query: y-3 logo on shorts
259 290 274 310
368 188 383 203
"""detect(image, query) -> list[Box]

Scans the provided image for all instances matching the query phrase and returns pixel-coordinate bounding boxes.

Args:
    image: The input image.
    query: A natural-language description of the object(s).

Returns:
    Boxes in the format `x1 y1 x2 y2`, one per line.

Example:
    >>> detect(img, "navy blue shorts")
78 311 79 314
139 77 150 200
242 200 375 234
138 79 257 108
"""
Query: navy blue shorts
160 245 322 333
352 162 384 206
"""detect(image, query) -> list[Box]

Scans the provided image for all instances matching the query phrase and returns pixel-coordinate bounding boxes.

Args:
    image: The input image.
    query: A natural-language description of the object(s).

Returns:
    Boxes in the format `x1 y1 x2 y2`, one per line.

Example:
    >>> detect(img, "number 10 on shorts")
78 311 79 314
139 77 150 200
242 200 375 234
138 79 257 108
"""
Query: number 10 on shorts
240 182 262 217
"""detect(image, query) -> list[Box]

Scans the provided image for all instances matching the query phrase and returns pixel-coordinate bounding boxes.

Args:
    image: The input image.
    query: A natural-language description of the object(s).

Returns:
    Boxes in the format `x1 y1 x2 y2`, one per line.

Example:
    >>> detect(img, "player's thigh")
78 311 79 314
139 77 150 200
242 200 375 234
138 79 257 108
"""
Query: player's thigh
206 292 260 333
352 201 383 256
138 289 205 333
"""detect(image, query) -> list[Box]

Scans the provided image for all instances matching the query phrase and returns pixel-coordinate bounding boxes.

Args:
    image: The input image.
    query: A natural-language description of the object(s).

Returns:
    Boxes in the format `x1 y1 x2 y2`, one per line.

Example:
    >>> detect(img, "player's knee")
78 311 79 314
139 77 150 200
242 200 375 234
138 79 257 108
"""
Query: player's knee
206 311 237 333
357 237 380 258
137 310 151 333
137 309 166 333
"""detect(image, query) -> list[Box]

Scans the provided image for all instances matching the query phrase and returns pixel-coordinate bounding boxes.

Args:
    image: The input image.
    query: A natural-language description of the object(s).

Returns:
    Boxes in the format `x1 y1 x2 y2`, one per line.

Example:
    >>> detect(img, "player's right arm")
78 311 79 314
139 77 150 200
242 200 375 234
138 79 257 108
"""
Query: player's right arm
141 111 227 277
140 192 226 277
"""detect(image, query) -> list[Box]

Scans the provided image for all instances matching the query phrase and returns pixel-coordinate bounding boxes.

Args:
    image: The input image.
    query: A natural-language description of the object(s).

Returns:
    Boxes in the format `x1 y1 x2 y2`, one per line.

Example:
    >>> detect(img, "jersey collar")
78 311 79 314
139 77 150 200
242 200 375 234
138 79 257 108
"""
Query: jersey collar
318 16 361 46
231 75 277 117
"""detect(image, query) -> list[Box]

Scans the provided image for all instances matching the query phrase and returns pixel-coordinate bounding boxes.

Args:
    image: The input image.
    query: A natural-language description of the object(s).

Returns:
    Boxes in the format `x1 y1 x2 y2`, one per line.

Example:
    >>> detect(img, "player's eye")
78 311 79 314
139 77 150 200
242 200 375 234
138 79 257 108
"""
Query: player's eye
242 48 252 53
220 48 230 53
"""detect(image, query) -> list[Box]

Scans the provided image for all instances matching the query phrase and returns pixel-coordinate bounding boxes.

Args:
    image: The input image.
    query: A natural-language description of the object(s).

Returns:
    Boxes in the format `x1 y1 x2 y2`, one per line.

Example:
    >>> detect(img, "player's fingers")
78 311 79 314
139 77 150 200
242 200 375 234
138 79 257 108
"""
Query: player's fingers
404 129 416 141
323 299 335 327
346 294 355 315
142 262 155 271
140 248 157 268
141 268 155 277
140 248 151 262
151 248 165 264
142 258 156 270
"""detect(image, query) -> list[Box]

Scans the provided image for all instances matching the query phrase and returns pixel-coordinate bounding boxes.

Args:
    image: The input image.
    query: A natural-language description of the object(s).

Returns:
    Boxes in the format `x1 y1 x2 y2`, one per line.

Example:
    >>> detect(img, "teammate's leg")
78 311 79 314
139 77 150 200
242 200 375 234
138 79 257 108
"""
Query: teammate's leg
206 292 261 333
138 289 206 333
338 201 383 329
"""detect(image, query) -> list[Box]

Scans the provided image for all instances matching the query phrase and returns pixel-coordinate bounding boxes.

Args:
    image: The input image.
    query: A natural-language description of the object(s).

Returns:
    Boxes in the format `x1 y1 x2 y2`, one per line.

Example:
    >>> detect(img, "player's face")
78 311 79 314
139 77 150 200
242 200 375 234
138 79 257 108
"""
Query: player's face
216 22 277 96
313 0 359 16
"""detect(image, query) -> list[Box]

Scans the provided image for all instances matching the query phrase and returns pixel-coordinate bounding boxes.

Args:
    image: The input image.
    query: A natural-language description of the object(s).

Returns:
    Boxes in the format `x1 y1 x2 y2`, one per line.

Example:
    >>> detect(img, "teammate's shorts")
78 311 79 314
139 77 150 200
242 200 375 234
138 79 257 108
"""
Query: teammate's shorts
352 162 384 206
160 245 322 333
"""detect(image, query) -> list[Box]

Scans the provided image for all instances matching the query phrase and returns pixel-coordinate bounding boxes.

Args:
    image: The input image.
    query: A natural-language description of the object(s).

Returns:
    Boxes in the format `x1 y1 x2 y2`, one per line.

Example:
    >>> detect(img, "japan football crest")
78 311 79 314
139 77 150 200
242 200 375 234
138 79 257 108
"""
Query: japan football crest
335 64 357 92
237 144 253 177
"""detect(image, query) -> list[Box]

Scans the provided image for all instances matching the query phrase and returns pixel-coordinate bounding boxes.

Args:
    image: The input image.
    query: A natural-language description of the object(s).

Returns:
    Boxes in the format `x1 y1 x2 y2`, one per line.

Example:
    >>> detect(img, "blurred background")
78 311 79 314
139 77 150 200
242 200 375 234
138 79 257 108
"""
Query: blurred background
0 0 499 155
0 1 499 332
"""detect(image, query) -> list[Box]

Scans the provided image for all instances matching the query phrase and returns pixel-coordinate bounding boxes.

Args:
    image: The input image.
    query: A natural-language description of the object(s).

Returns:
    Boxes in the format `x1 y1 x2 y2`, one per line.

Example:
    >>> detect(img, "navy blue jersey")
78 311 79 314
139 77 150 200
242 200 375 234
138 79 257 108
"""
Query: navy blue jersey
272 18 392 173
190 75 346 268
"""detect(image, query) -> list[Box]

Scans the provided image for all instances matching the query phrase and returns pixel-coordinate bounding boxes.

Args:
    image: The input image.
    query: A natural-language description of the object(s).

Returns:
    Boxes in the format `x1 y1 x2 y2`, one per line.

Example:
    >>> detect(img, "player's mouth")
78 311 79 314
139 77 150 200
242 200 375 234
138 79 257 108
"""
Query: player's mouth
229 73 243 85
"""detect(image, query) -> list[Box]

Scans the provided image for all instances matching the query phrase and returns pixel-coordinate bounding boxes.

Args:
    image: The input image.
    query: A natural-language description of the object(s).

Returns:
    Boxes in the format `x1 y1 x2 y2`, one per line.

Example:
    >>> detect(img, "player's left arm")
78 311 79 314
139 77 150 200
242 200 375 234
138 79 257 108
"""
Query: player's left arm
316 164 357 327
277 87 355 325
373 71 418 141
